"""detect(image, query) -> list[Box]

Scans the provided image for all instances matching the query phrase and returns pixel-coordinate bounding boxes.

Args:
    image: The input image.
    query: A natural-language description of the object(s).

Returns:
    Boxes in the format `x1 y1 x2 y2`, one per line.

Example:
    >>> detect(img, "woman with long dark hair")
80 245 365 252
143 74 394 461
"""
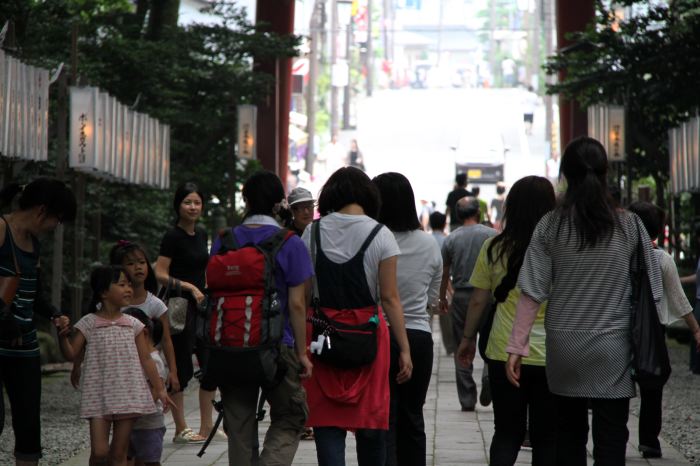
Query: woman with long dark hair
456 176 555 465
302 167 413 466
372 172 442 466
155 182 218 443
0 178 75 465
505 137 662 465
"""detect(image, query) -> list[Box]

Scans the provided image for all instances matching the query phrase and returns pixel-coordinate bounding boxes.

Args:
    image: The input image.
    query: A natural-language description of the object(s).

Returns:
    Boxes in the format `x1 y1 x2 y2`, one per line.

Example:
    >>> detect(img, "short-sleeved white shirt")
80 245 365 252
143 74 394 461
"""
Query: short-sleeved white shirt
123 291 168 320
302 213 401 301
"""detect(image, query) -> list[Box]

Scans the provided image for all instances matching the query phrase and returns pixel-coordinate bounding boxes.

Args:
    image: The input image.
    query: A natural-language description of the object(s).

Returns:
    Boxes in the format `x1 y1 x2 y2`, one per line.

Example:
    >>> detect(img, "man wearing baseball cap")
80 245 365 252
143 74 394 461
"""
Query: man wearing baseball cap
287 187 316 236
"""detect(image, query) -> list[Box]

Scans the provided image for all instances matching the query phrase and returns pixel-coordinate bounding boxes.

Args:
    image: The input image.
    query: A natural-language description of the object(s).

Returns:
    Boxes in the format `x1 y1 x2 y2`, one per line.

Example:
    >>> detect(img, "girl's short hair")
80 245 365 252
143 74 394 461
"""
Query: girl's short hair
0 178 76 222
241 171 286 219
173 182 204 223
628 202 665 239
318 167 380 219
372 172 421 232
88 265 127 313
122 307 162 346
108 241 158 294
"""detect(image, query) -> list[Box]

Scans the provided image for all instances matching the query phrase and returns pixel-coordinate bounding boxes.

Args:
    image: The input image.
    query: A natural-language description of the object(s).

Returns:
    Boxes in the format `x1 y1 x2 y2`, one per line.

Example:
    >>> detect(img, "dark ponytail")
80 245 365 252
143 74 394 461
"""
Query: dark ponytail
558 136 618 249
241 171 287 219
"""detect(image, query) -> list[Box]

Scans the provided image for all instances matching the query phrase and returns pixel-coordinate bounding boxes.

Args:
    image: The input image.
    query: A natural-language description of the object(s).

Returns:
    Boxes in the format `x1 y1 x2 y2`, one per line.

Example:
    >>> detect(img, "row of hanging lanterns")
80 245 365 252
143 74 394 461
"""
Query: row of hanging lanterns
69 86 170 188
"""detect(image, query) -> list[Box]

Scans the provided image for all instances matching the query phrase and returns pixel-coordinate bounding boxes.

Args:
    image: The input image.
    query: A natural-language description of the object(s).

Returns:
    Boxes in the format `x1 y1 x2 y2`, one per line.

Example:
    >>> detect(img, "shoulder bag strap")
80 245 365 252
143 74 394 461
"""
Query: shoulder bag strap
310 221 320 307
1 216 21 276
358 224 384 255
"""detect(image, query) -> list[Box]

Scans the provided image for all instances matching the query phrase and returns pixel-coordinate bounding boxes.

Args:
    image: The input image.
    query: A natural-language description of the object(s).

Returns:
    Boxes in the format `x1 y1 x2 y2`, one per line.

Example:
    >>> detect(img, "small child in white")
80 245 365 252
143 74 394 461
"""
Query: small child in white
124 308 168 466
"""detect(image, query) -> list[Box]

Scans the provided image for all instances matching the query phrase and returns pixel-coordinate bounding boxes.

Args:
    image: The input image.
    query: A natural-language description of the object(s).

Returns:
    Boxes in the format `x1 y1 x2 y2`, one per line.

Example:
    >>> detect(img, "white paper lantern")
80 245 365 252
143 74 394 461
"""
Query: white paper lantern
69 87 98 171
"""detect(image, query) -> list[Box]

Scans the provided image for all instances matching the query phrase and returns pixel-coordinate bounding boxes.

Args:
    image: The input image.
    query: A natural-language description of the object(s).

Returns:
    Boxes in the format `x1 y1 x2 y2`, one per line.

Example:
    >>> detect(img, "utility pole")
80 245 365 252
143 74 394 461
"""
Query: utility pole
366 0 373 96
437 0 445 67
489 0 497 86
306 0 321 174
342 17 353 130
330 0 339 136
544 0 555 152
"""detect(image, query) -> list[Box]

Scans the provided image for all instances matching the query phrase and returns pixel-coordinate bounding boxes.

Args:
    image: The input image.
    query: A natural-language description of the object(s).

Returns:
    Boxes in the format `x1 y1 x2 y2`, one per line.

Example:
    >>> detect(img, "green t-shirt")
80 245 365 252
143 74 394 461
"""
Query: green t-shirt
469 238 547 366
477 198 488 223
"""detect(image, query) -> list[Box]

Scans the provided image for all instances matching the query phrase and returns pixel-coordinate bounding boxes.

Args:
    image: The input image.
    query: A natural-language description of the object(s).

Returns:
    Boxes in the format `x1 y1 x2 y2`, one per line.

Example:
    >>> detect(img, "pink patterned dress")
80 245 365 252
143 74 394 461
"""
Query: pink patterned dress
74 313 156 419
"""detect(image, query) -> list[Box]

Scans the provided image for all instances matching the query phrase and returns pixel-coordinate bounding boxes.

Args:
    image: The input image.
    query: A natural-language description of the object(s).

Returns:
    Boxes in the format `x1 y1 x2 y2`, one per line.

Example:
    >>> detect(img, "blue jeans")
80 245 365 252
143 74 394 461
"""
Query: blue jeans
314 426 386 466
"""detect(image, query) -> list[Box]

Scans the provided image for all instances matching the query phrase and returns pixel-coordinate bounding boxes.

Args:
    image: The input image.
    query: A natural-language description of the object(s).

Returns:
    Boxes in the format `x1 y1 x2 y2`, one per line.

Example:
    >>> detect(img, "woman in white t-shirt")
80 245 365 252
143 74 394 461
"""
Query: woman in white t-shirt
628 202 700 458
372 172 442 466
302 167 413 466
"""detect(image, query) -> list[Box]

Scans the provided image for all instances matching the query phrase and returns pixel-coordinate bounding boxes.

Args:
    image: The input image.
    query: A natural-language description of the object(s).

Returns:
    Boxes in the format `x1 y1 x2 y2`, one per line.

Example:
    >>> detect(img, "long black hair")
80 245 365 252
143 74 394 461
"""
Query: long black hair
487 176 555 299
0 178 76 222
241 170 291 225
318 167 380 219
372 172 421 232
87 265 127 313
172 182 204 224
109 241 158 294
558 136 618 249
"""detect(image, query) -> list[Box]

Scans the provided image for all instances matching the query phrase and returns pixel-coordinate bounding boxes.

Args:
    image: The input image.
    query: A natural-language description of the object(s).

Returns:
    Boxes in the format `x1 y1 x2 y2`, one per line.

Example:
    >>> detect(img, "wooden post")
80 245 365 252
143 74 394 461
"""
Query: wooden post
255 0 295 182
555 0 594 153
51 70 68 309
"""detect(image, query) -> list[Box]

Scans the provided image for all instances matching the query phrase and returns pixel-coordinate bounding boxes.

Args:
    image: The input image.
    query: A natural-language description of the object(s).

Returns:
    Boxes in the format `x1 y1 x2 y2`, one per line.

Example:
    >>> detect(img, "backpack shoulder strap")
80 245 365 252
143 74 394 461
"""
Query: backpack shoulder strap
217 228 239 254
358 224 384 255
258 228 294 258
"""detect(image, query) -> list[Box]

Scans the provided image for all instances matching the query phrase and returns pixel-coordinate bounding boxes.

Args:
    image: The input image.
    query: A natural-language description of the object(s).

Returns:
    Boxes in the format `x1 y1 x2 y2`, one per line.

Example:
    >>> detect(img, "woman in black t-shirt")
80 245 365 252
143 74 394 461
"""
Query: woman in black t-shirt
155 182 221 443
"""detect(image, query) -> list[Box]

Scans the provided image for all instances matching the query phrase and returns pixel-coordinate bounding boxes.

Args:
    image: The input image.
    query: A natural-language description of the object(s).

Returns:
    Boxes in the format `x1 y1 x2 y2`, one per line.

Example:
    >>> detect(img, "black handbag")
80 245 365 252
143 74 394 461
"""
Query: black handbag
630 227 671 390
307 221 378 369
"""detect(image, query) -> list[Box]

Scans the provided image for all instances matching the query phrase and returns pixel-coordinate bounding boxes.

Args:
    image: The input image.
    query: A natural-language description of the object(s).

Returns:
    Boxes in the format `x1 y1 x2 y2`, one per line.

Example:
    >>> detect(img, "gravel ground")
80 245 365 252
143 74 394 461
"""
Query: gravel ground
1 372 88 465
2 339 700 465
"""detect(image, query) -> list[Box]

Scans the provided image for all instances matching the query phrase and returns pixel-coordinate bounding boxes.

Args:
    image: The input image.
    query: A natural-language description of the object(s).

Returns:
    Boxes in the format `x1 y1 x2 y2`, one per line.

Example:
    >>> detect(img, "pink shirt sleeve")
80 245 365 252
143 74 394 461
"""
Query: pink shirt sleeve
505 293 540 357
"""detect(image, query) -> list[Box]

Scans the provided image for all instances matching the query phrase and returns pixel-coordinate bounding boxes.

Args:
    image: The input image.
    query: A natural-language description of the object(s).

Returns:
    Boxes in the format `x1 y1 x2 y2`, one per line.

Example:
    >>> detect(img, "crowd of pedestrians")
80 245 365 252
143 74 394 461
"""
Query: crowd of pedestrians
2 135 700 466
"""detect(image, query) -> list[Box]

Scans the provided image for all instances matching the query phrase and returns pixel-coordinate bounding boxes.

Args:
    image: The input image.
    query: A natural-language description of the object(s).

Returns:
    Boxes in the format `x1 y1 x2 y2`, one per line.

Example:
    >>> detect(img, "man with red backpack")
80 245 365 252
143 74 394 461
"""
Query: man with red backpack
206 171 314 466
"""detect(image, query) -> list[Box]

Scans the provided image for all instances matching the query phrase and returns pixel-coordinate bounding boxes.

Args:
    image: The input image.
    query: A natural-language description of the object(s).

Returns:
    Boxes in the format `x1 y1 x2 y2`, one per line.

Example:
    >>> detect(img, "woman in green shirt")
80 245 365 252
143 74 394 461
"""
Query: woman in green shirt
456 176 555 466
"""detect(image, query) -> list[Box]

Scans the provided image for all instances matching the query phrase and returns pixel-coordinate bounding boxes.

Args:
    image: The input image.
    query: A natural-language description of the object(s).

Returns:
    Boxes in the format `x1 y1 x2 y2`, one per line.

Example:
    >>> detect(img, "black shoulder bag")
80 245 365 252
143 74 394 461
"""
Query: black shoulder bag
630 226 671 390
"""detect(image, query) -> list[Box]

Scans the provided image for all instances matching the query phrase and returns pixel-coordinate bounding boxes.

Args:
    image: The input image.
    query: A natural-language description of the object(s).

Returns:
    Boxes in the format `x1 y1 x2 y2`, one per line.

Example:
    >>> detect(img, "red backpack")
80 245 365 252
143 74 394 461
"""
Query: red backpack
203 227 294 388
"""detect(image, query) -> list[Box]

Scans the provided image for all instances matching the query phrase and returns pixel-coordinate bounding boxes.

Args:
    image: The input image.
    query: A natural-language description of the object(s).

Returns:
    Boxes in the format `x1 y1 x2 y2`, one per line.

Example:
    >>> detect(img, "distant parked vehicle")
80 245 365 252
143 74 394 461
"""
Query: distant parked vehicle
451 129 508 183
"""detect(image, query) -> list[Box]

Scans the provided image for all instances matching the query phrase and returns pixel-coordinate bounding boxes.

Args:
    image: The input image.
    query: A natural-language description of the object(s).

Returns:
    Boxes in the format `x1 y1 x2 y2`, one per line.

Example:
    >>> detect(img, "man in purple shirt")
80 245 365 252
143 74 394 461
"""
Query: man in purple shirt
209 171 314 466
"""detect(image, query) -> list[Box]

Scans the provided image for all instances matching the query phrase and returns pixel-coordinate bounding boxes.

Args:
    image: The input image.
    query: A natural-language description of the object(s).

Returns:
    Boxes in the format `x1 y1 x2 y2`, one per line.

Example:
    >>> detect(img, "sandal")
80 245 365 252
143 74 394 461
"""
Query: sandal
173 427 206 444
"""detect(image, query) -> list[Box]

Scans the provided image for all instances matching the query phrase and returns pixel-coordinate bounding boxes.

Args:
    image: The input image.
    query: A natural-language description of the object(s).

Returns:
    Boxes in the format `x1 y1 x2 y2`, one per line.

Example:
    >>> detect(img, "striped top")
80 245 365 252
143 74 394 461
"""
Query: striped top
518 210 662 398
0 227 41 358
75 313 157 419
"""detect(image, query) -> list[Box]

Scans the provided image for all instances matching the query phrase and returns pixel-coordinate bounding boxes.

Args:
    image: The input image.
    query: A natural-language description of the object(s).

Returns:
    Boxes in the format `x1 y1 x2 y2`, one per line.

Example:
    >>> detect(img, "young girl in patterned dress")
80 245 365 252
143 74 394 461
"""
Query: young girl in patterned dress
59 266 171 466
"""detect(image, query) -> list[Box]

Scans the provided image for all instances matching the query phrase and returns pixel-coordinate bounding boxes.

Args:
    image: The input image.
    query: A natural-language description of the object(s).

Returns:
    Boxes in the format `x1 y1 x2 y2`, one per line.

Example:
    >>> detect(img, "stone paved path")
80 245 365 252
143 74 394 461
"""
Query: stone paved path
61 317 692 465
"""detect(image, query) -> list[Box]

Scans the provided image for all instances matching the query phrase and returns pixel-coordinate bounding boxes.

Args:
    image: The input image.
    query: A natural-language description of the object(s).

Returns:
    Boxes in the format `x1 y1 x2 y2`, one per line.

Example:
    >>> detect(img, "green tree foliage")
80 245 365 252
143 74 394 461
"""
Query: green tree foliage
1 0 298 307
544 0 700 206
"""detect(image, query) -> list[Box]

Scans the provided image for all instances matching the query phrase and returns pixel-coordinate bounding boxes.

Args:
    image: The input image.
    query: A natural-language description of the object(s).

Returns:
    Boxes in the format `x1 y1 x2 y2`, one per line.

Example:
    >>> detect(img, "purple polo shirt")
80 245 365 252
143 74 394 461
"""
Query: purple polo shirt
210 225 314 347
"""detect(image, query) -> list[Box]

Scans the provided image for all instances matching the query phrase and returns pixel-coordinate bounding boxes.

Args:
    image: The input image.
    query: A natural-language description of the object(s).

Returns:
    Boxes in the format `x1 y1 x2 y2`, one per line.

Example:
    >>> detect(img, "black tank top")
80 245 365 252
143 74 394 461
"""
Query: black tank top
313 221 383 309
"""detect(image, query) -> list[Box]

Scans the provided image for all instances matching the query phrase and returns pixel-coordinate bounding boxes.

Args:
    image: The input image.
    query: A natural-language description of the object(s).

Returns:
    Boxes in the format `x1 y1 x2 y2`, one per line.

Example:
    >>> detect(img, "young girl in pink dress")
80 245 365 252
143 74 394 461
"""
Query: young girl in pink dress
59 266 171 466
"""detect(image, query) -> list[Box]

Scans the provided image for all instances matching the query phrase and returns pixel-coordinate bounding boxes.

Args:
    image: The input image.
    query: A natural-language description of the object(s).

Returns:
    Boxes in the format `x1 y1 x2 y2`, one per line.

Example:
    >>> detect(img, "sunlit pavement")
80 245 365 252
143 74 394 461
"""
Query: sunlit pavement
60 314 690 465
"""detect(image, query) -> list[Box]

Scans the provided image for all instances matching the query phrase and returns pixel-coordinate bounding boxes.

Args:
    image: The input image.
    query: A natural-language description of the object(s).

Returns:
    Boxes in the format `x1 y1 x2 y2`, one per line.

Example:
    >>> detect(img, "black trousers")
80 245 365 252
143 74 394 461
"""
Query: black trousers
553 395 630 466
488 361 556 466
386 329 434 466
0 354 42 460
638 386 662 451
